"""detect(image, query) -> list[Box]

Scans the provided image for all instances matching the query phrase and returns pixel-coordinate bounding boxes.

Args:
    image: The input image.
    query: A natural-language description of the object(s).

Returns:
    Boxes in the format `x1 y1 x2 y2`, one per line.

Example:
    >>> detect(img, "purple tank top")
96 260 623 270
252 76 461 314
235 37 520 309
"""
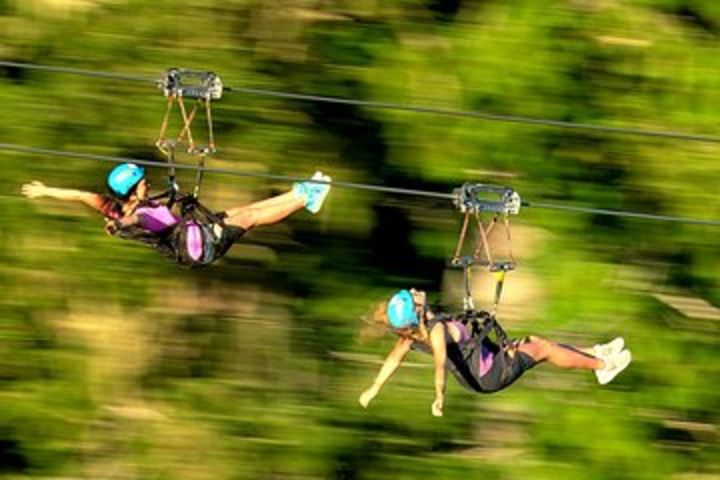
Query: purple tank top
478 342 494 377
136 203 180 233
449 320 494 377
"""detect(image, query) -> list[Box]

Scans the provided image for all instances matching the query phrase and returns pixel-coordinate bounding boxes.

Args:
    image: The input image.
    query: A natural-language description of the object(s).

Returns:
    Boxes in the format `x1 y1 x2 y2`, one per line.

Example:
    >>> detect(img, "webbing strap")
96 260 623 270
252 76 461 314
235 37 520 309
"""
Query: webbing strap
492 270 506 315
503 214 515 267
155 124 209 204
473 315 509 348
474 214 497 262
176 97 197 149
452 212 470 262
451 205 516 315
157 98 174 149
178 195 221 224
156 96 216 156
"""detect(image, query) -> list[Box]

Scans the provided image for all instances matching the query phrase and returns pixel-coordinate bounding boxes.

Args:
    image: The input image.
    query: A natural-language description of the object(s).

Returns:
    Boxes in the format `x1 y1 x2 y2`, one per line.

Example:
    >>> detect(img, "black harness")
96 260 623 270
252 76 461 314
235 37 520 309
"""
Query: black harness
427 309 514 393
111 192 225 268
167 194 225 267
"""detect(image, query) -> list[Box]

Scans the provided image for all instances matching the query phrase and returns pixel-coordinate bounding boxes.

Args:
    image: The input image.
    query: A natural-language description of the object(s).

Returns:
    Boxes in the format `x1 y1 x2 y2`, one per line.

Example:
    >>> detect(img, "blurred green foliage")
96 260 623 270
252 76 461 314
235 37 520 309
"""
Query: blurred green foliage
0 0 718 478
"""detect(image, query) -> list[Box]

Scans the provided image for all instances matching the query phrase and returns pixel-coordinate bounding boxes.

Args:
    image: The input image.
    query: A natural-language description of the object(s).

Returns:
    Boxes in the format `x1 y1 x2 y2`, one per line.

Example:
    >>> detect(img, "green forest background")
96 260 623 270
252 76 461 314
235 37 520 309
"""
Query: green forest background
0 0 718 478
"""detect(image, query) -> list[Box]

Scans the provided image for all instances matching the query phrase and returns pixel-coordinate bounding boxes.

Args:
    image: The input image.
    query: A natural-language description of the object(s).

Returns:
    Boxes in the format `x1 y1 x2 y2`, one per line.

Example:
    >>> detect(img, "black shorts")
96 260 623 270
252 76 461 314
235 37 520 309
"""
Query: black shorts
479 347 538 393
447 337 539 394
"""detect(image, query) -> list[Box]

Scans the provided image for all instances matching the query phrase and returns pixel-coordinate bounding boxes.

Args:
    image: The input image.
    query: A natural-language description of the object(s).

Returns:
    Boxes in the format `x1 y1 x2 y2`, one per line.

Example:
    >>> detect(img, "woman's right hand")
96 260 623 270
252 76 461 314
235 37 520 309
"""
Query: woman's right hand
359 385 379 408
21 181 47 199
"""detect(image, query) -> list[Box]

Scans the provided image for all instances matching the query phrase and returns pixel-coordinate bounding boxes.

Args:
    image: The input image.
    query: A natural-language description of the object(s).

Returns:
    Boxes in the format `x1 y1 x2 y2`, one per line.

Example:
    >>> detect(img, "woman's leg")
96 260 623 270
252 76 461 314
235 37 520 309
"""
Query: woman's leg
232 190 302 212
516 335 603 370
223 191 305 230
222 172 331 229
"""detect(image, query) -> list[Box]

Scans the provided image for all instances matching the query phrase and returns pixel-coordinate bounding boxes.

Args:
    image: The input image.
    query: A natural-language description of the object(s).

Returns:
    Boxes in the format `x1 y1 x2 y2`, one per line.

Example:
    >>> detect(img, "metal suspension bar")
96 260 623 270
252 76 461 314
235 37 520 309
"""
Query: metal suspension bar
452 183 521 268
193 154 206 199
157 68 223 160
503 214 515 267
491 269 508 315
463 265 475 312
204 98 216 153
165 144 179 207
451 182 522 314
453 183 521 215
166 143 177 189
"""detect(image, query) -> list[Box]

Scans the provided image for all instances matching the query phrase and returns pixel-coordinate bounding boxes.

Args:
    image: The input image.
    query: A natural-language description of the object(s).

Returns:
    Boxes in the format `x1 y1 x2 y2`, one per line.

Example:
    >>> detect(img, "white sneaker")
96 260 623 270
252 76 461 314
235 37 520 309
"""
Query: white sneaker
595 349 632 385
593 337 624 360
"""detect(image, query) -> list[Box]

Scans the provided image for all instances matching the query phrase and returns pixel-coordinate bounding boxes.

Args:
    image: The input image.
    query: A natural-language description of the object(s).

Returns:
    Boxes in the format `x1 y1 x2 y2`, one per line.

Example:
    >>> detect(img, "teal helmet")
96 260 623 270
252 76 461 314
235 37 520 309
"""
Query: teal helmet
107 163 145 198
386 289 419 329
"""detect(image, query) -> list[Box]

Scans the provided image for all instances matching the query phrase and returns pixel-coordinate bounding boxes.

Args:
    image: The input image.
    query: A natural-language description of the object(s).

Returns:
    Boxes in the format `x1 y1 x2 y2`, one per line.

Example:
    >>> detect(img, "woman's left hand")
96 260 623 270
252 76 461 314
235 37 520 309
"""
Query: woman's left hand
431 396 444 417
104 218 120 235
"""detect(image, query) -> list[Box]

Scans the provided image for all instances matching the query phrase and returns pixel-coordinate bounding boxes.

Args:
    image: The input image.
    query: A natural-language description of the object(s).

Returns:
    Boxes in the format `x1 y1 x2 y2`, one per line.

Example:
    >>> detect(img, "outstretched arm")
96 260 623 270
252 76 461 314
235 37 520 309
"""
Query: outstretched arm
359 337 413 409
429 323 448 417
22 181 106 213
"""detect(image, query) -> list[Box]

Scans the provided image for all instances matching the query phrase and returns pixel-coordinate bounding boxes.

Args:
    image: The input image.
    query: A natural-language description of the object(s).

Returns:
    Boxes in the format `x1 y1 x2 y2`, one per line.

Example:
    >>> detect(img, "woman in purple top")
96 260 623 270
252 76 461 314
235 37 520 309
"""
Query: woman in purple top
22 162 331 267
359 289 632 417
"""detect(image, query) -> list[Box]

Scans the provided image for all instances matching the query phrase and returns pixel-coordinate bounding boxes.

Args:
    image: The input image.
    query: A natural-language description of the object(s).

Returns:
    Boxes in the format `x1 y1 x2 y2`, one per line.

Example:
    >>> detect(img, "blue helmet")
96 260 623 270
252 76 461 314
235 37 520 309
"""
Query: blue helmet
386 289 419 329
107 163 145 198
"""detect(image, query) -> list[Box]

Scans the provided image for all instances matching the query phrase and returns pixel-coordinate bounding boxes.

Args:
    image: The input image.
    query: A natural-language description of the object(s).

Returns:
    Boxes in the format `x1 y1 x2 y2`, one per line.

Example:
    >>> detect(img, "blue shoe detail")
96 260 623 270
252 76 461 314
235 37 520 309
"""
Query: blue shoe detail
305 172 331 214
293 181 309 203
294 171 331 214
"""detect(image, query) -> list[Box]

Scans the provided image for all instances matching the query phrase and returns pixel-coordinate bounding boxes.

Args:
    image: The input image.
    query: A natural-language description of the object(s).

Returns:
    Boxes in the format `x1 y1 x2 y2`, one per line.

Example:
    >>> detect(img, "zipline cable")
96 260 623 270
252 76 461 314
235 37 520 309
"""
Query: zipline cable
3 61 720 144
520 201 720 226
0 143 454 200
2 142 719 227
0 60 155 83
